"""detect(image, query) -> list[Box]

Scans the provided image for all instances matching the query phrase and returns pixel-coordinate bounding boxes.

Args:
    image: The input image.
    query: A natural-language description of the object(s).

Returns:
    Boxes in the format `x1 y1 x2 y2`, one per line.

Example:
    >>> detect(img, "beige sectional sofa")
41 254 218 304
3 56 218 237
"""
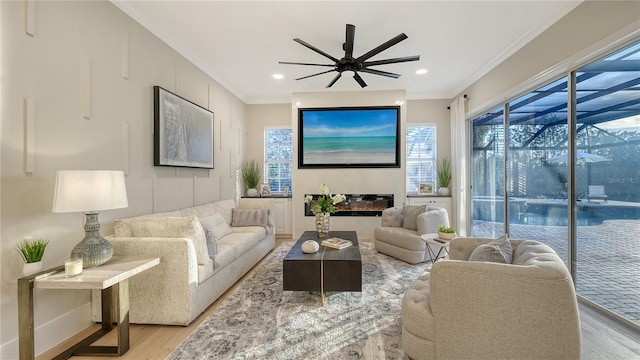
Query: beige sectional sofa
91 198 275 326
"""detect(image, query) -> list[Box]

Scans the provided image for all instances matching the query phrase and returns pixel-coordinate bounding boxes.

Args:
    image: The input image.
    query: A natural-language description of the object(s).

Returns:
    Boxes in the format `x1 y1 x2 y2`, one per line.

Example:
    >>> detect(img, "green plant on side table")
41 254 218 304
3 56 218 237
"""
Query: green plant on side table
437 158 452 196
16 238 49 276
437 225 456 241
241 159 262 197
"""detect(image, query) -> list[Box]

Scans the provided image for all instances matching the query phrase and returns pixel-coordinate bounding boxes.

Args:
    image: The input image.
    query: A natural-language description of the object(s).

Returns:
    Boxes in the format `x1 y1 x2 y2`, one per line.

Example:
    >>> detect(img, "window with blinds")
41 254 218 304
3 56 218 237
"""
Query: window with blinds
406 125 437 194
264 127 292 193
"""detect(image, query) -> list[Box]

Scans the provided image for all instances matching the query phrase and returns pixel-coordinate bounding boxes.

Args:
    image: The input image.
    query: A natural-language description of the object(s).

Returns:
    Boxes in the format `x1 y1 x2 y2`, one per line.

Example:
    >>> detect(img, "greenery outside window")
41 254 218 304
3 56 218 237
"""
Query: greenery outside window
264 127 292 194
406 125 436 194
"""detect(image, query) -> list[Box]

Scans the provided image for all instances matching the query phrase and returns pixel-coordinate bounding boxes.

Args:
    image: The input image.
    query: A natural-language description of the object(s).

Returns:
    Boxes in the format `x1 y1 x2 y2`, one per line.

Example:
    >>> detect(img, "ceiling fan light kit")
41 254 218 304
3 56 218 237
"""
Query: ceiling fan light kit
279 24 420 88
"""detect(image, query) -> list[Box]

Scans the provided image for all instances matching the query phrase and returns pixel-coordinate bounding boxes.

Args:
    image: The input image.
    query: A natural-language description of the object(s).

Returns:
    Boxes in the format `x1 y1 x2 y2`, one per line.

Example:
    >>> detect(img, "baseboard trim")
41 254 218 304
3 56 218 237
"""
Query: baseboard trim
0 302 93 359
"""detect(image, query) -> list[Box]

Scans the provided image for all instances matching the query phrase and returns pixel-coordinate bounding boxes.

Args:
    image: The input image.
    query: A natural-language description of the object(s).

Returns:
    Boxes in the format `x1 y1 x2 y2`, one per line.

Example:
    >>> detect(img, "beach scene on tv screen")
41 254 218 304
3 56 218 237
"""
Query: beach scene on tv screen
302 108 398 165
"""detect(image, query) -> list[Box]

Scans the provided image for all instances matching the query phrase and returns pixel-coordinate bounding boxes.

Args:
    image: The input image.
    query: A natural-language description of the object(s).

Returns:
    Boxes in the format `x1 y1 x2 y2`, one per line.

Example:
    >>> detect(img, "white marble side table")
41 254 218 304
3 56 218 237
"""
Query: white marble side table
18 256 160 360
420 235 450 263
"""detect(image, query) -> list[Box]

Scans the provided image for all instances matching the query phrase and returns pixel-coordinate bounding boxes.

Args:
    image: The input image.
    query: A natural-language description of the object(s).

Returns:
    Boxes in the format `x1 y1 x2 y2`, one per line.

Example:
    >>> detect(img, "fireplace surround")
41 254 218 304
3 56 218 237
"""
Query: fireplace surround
304 194 394 217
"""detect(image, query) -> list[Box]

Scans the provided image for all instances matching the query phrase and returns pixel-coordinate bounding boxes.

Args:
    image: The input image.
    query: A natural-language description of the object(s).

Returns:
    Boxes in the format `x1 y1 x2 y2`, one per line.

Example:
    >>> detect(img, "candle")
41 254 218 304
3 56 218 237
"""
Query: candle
65 258 83 277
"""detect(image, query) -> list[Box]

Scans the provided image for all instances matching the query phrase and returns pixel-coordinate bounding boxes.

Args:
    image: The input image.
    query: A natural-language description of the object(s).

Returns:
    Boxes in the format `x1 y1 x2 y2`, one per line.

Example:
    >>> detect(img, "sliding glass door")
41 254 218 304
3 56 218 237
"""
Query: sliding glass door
469 39 640 327
573 41 640 325
471 107 505 238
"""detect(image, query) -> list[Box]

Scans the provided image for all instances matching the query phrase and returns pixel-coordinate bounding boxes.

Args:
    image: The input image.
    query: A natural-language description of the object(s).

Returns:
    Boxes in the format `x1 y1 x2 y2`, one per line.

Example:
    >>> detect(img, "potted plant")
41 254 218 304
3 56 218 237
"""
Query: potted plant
437 158 452 196
16 238 49 276
438 225 456 241
241 159 262 197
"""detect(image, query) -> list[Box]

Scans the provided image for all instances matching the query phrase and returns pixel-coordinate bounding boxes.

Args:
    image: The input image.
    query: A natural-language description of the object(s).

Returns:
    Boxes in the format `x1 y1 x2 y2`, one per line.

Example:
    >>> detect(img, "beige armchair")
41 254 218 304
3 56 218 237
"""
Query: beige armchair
402 237 581 360
374 206 450 264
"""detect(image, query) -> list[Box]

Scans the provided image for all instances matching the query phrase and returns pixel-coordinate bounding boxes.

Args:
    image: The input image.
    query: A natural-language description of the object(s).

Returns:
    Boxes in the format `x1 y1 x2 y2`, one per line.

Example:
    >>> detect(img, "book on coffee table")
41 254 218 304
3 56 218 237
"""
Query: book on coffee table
321 237 353 250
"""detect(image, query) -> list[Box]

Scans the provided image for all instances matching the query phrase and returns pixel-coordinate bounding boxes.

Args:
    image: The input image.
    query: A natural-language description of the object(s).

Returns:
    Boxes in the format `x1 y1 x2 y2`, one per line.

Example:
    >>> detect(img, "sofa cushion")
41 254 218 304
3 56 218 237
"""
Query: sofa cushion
231 208 270 227
114 210 182 237
381 207 403 227
214 230 264 269
403 205 427 231
203 228 217 258
417 208 449 236
469 234 513 263
374 227 426 251
212 199 236 225
129 215 211 266
199 213 233 240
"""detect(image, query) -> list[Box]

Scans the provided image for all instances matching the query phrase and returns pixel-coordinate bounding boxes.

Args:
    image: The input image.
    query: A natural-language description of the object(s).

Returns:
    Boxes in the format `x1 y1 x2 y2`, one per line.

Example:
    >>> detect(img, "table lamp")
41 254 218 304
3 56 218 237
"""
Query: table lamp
52 170 128 268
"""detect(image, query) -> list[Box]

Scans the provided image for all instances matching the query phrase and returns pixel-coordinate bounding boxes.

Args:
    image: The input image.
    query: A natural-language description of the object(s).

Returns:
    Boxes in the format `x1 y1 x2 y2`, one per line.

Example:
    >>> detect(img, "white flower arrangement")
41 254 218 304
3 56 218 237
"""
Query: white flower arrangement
304 184 347 215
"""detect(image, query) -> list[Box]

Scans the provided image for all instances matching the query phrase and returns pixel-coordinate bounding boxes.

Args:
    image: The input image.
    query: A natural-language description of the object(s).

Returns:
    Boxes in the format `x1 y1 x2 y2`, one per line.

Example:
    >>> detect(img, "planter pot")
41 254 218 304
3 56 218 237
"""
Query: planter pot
22 261 43 277
246 188 258 197
438 187 450 196
438 231 456 241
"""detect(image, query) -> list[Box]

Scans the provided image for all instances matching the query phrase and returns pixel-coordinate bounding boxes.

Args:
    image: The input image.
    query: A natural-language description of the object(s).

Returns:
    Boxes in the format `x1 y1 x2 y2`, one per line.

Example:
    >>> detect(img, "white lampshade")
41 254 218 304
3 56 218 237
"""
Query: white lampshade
52 170 128 213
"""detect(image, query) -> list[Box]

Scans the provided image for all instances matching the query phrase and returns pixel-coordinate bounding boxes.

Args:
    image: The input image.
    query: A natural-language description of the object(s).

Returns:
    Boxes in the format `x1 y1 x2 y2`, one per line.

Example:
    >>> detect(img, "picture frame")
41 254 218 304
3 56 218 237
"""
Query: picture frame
418 182 434 195
154 86 214 169
283 186 290 197
259 183 271 197
298 106 400 169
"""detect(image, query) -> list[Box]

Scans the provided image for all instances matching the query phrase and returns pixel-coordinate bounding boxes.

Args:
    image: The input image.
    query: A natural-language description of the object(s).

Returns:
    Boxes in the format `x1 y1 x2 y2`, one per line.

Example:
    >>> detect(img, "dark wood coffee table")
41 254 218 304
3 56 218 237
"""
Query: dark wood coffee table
283 231 362 303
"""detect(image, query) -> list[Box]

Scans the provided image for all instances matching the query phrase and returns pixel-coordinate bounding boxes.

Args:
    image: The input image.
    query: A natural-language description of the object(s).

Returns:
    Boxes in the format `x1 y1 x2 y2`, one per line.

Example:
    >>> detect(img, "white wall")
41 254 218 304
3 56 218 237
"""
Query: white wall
0 1 245 357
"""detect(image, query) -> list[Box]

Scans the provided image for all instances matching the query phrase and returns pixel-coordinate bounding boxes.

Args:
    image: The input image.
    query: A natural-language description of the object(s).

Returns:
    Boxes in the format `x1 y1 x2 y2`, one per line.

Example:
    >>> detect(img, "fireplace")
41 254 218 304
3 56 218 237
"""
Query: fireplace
304 194 394 217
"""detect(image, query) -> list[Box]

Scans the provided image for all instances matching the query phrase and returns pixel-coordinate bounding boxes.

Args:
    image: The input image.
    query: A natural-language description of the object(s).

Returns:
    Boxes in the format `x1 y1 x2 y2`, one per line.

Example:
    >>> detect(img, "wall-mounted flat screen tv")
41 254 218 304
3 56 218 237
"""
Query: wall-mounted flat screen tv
298 106 400 169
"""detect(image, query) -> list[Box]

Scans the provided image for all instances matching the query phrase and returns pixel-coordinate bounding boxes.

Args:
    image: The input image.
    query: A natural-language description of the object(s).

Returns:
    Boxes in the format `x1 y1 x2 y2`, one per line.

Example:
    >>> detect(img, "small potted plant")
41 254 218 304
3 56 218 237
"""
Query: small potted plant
241 159 262 197
16 238 49 276
437 225 456 241
437 158 452 196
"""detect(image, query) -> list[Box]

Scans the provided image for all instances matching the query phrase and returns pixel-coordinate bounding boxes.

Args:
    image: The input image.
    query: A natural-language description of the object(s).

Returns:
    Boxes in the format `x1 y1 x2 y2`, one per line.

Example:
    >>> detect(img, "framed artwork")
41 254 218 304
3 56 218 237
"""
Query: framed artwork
298 106 400 169
154 86 214 169
418 182 434 195
283 186 290 197
260 183 271 197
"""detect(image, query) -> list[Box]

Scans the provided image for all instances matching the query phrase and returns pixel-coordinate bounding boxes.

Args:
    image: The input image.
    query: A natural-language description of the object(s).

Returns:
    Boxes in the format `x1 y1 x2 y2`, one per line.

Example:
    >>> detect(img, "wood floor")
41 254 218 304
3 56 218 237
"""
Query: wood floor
37 237 640 360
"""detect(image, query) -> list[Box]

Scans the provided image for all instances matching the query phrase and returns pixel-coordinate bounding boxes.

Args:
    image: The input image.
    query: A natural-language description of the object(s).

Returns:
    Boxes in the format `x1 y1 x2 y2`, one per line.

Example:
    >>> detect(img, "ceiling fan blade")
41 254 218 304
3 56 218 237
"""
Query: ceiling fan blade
363 55 420 67
326 73 342 88
353 72 368 88
293 38 339 63
279 61 335 67
344 24 355 59
356 33 408 62
359 67 401 79
296 69 336 81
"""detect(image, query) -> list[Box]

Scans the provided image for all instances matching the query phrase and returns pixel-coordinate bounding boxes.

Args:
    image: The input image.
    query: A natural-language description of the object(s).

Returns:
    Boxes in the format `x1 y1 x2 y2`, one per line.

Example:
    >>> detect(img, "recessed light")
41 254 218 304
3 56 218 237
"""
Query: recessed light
272 74 284 80
416 69 428 75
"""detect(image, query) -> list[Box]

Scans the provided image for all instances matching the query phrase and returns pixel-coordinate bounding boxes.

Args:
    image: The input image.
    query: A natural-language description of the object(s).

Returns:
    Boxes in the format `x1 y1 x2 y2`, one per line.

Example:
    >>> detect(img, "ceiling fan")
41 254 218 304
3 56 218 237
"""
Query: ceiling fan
279 24 420 88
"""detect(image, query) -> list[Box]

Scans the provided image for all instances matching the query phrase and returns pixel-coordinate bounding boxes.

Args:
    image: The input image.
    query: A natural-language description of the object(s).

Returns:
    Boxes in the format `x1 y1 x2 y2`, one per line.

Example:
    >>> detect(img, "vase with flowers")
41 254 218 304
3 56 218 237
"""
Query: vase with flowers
305 184 346 237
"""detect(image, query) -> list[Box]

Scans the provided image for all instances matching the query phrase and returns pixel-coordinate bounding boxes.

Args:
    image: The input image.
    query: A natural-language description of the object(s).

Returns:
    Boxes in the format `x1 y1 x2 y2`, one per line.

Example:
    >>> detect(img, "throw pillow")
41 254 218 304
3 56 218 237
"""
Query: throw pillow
231 208 270 227
203 228 217 258
469 234 513 263
402 205 427 231
199 213 233 240
129 216 210 266
417 208 449 235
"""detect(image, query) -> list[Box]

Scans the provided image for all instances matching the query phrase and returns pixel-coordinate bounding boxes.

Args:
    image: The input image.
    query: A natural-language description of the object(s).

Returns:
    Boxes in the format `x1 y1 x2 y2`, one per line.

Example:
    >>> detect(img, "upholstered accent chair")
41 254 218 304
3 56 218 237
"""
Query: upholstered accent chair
402 237 581 360
374 206 450 264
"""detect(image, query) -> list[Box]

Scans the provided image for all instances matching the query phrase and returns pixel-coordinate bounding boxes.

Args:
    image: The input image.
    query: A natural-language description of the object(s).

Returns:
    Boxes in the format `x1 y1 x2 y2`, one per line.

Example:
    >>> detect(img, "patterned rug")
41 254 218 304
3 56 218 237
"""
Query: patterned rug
167 242 430 360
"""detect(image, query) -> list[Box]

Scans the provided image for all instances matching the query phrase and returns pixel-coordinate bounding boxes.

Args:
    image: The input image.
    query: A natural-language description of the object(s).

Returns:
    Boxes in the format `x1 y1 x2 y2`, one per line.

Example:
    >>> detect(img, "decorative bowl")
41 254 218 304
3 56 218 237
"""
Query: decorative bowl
301 240 320 253
438 231 456 241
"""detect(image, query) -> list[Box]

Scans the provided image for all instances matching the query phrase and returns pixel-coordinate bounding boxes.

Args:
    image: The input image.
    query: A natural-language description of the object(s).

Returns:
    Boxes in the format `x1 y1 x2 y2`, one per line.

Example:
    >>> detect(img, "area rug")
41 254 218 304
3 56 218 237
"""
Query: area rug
167 242 431 360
